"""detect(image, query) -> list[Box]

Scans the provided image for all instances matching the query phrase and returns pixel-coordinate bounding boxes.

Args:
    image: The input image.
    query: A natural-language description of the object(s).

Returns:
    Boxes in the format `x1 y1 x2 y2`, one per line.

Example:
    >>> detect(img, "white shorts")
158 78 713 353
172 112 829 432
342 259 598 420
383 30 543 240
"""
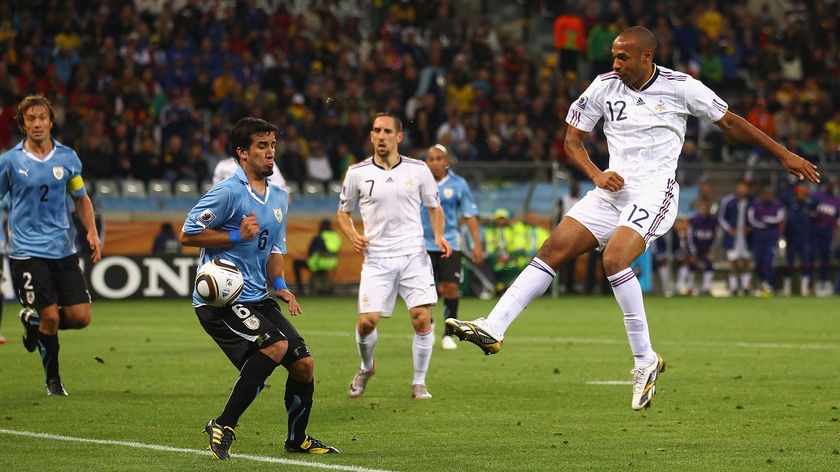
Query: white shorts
358 252 437 317
566 179 679 251
726 233 751 260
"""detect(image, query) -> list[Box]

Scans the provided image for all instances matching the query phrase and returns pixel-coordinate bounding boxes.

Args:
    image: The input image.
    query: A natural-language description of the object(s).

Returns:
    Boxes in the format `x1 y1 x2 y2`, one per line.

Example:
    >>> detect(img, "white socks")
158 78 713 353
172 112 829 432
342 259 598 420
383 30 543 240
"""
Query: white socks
487 258 556 336
412 330 433 385
356 327 377 372
608 267 655 368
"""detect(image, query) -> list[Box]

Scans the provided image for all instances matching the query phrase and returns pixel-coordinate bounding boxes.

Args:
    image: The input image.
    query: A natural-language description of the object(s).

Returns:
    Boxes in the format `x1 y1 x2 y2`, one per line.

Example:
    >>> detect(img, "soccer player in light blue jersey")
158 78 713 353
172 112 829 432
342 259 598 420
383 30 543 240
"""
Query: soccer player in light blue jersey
180 117 337 459
0 195 8 345
0 93 101 396
421 144 483 350
448 26 820 411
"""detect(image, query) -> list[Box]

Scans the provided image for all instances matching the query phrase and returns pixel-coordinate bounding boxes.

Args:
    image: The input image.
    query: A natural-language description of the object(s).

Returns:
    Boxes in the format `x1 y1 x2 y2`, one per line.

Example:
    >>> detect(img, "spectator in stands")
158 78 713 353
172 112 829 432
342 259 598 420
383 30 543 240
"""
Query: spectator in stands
587 17 617 75
435 107 466 152
0 0 836 227
278 124 309 194
747 185 785 296
305 140 333 194
553 6 586 74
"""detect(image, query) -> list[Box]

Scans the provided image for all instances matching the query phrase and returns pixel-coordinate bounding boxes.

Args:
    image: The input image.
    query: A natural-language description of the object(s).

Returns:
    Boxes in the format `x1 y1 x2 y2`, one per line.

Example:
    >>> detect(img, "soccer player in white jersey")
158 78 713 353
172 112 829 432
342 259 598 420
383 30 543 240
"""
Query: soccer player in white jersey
0 93 101 397
447 26 820 410
337 113 451 399
181 117 337 459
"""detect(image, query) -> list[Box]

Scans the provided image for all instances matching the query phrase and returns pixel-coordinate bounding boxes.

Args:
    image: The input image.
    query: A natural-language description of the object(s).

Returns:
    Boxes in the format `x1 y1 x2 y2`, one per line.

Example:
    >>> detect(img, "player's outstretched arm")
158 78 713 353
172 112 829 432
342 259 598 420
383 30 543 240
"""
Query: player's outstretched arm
715 111 820 183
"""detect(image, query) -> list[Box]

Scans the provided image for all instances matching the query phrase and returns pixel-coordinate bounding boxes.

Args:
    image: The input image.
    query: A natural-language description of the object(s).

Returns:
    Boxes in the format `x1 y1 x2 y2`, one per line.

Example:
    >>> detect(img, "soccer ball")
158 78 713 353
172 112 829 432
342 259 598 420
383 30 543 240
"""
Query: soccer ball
195 258 244 307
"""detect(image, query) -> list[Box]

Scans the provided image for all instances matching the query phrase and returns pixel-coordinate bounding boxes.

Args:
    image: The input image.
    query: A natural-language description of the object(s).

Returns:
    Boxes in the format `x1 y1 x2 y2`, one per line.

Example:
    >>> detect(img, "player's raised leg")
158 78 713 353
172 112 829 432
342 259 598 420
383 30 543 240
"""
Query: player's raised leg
447 217 597 354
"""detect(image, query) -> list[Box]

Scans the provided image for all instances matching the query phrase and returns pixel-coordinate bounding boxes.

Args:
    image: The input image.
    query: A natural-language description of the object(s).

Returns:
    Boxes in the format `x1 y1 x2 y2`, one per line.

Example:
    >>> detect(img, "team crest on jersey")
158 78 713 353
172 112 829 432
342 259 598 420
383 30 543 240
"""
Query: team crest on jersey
52 166 64 180
443 188 454 199
576 96 588 109
655 102 666 112
273 208 284 222
198 209 216 225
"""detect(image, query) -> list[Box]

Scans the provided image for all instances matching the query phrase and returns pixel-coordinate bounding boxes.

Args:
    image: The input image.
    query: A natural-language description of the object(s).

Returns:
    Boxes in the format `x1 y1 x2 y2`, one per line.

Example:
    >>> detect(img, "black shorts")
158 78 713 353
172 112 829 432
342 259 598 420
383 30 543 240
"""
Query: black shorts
428 250 463 284
9 256 91 309
195 298 311 370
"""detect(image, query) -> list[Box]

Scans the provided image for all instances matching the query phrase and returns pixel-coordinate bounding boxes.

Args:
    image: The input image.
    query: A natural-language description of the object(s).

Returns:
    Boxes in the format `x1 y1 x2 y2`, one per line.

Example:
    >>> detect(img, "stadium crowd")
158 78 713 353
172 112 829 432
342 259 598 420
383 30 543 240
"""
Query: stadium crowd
0 1 837 190
0 1 838 290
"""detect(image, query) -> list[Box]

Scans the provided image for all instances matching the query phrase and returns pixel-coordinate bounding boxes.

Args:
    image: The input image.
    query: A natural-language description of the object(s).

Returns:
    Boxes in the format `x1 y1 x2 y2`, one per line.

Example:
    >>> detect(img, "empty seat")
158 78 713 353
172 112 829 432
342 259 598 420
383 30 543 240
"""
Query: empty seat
303 180 327 196
280 181 297 195
94 179 119 198
121 179 147 198
148 179 172 198
174 179 198 197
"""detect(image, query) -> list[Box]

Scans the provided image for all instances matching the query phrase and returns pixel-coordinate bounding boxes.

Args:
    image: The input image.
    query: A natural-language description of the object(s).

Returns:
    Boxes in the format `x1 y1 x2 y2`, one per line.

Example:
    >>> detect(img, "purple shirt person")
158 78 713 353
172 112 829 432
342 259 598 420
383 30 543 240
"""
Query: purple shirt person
686 200 718 294
747 186 785 294
811 184 840 293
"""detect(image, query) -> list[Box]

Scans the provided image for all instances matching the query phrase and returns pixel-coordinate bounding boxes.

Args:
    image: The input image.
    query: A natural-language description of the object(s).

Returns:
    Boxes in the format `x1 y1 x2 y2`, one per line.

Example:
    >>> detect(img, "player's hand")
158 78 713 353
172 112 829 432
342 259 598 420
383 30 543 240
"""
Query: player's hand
593 171 625 192
472 245 484 265
436 236 452 258
780 152 820 183
351 233 370 253
87 232 102 263
239 211 260 241
276 289 302 315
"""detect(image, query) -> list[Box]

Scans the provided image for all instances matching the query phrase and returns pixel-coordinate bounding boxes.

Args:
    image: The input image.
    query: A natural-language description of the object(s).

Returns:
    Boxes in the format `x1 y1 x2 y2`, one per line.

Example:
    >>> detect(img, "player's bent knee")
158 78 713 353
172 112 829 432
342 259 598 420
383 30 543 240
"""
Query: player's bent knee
357 313 379 334
261 340 289 364
288 356 314 382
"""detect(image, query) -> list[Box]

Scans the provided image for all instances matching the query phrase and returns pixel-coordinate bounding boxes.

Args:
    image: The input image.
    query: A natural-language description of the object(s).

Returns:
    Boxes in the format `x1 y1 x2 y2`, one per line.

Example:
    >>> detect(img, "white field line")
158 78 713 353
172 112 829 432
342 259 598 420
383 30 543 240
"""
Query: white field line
309 330 839 350
0 429 398 472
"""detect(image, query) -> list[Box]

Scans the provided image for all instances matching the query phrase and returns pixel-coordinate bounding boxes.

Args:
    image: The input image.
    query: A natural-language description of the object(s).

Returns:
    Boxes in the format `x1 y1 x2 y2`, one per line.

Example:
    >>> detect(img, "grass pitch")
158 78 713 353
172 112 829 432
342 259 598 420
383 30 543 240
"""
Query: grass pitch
0 295 838 471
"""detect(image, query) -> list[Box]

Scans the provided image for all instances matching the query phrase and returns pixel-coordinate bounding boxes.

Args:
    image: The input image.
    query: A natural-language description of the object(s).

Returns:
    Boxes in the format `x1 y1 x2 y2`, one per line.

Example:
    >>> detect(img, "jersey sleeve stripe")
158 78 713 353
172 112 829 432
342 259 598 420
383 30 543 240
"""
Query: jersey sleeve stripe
568 109 582 127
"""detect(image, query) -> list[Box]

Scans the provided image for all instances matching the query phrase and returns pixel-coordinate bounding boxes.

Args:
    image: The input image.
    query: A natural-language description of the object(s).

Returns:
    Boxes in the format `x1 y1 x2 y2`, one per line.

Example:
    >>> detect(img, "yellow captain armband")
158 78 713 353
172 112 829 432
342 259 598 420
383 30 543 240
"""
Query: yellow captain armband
67 175 85 193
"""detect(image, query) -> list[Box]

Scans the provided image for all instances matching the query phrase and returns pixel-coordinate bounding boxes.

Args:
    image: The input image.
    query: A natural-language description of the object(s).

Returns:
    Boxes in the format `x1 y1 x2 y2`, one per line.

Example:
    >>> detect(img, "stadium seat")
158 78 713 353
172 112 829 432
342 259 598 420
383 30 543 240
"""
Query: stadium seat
303 180 327 196
94 179 119 199
200 180 213 195
121 179 147 198
148 179 172 198
328 181 343 195
174 179 199 198
285 181 300 195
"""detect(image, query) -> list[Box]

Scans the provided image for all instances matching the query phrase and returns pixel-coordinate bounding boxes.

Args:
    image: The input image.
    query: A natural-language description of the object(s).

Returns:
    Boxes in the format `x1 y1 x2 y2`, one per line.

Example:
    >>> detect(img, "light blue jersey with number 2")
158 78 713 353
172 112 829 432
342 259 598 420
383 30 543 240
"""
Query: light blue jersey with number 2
0 139 87 259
